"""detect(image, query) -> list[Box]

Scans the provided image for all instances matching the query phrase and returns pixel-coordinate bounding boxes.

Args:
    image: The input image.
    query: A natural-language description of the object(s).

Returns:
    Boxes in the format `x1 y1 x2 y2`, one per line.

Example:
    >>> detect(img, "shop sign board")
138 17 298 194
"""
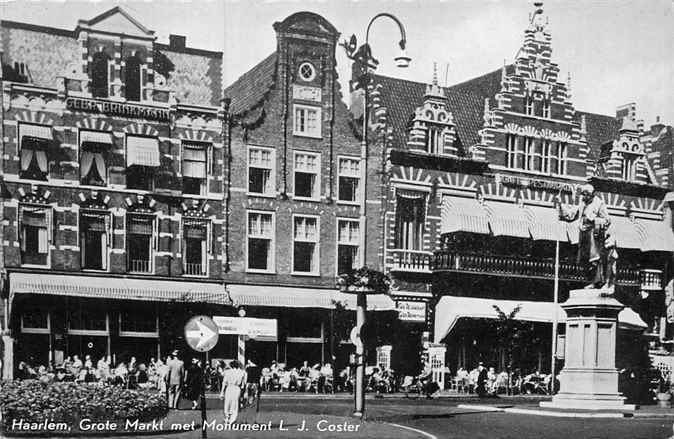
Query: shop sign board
396 301 427 322
212 316 277 339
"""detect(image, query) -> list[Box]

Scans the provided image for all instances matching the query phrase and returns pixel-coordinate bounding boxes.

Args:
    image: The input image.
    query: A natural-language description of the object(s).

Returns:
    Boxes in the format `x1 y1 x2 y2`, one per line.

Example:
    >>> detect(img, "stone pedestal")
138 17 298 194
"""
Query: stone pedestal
540 289 635 411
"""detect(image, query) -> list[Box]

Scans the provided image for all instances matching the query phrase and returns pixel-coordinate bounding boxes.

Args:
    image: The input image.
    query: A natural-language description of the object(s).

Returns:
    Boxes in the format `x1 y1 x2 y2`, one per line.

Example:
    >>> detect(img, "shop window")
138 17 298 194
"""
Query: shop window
338 157 360 203
294 152 320 199
293 105 321 138
247 211 274 272
80 211 110 270
248 146 275 195
183 219 209 276
394 192 425 250
337 219 359 275
182 142 209 195
90 52 111 98
426 127 442 155
68 302 107 333
19 124 52 181
293 216 319 274
80 131 112 186
120 305 157 335
20 205 50 266
127 214 154 273
21 306 50 333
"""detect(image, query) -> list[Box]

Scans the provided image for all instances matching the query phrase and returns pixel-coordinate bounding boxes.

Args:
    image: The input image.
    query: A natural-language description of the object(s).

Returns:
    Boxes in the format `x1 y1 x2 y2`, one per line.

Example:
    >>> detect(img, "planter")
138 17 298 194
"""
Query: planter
656 391 672 408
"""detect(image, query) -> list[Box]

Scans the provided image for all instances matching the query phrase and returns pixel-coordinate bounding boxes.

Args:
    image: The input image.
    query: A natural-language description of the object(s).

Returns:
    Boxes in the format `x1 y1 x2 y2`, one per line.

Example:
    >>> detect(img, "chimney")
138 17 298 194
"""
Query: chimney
169 34 186 50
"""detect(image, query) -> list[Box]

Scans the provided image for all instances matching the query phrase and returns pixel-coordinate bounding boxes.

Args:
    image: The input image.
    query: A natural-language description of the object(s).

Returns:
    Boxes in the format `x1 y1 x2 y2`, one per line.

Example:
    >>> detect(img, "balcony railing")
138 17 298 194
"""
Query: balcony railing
432 251 645 286
184 262 206 276
390 249 433 273
128 259 151 273
640 269 663 291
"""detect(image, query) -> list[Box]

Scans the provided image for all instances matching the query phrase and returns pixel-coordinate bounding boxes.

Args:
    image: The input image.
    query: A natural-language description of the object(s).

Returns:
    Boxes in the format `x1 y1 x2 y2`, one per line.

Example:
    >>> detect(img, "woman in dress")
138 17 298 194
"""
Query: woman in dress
219 360 246 424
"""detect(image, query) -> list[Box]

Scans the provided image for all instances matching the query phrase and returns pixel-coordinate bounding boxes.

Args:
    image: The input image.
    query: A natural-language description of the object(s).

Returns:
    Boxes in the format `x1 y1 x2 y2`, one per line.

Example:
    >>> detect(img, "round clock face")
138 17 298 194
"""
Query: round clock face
298 62 316 82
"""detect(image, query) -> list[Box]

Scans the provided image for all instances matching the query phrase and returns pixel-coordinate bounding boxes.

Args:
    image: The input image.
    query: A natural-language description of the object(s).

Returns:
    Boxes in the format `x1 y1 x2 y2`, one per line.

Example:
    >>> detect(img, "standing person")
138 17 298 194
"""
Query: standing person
220 360 246 424
185 358 203 410
245 360 262 406
476 362 488 397
167 350 185 409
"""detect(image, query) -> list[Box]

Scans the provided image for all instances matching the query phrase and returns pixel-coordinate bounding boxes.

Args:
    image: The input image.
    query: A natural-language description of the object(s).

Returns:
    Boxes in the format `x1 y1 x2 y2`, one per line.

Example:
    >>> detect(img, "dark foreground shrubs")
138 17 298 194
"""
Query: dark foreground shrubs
0 380 168 430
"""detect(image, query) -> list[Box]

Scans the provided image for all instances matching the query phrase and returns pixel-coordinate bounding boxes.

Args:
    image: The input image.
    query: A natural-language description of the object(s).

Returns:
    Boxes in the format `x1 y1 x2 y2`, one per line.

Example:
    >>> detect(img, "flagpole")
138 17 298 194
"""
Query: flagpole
550 237 560 394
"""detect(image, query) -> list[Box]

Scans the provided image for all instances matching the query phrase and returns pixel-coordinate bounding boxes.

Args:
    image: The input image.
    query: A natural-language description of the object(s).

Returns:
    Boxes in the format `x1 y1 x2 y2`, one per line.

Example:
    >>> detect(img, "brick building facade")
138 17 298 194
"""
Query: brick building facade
0 7 228 378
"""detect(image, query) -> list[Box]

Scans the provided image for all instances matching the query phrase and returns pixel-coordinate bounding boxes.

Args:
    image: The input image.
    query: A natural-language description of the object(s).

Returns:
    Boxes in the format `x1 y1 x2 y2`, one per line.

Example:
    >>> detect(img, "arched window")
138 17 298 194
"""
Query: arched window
90 52 110 98
124 55 142 101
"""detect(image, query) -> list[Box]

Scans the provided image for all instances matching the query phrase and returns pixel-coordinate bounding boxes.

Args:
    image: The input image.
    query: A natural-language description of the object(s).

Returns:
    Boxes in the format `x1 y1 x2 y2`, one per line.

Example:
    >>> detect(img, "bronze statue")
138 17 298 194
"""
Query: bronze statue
557 184 617 292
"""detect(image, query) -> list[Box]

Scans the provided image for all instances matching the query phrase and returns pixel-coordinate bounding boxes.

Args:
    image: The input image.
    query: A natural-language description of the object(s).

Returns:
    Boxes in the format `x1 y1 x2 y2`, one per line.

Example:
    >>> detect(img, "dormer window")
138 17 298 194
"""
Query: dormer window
426 127 442 155
91 52 112 98
622 154 637 181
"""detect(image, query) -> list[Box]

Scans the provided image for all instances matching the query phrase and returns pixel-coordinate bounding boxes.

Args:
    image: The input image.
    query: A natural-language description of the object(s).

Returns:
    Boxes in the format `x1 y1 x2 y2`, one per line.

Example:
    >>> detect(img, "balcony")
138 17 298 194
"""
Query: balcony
128 259 151 273
432 251 645 286
184 262 206 276
389 249 433 273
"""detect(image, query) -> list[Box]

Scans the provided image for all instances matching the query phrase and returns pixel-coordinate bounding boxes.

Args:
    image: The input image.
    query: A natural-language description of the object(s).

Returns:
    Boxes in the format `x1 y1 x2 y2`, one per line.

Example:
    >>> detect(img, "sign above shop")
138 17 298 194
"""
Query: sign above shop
496 174 575 194
212 316 277 339
65 97 171 121
396 301 427 322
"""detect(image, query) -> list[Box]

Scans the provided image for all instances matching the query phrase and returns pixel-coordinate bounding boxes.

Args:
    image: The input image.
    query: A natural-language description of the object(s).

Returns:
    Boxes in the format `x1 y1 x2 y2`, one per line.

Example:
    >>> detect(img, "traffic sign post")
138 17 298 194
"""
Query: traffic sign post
185 316 219 439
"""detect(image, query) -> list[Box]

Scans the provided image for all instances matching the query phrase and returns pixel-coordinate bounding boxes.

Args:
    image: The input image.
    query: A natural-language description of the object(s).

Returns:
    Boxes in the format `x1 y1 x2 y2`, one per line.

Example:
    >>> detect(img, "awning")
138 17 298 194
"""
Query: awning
227 284 395 311
80 130 113 145
609 216 643 250
127 136 160 167
9 273 231 307
525 205 569 242
635 218 674 252
441 197 490 235
20 124 53 141
434 296 647 342
484 202 531 238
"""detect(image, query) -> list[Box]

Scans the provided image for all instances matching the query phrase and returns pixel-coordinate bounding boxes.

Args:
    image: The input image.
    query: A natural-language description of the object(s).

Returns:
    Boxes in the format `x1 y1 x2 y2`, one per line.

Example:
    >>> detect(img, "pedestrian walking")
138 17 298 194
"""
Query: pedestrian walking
476 362 488 397
167 350 185 409
220 360 246 424
185 358 203 410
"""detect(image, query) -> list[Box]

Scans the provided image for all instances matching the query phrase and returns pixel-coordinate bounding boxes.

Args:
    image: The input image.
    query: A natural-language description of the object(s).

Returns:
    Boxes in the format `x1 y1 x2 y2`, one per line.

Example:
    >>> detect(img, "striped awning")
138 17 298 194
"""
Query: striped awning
9 273 231 307
20 123 53 141
227 284 395 311
80 130 113 145
484 202 531 238
524 205 569 242
441 197 490 235
434 296 647 342
127 136 160 167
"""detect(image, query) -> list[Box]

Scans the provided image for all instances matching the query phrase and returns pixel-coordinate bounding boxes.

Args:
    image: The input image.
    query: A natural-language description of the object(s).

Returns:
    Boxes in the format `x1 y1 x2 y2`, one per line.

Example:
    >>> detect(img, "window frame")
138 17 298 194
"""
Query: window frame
246 210 276 273
181 141 211 196
125 213 156 274
426 126 442 155
622 153 638 181
182 218 210 277
293 104 322 138
336 218 361 276
18 122 52 182
79 209 111 272
247 145 276 197
525 95 534 116
19 204 52 268
291 214 320 276
337 156 361 205
293 150 321 201
79 129 111 187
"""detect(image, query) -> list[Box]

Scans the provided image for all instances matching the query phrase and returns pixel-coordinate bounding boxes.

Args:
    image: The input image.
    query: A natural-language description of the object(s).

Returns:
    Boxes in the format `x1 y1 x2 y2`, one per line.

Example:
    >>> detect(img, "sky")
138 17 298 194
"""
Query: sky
1 0 672 126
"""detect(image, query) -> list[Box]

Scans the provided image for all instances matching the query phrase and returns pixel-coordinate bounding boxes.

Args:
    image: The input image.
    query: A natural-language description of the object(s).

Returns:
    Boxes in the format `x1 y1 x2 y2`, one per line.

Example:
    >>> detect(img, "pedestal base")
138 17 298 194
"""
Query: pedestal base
541 393 635 411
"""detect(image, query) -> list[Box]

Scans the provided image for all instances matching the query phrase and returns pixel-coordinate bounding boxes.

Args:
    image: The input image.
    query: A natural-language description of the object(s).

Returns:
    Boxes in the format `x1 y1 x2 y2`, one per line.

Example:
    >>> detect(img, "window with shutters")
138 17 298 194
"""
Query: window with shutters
183 218 209 276
19 205 51 266
126 214 154 273
337 219 360 275
337 157 360 203
248 146 275 196
182 142 209 195
294 151 320 200
292 215 319 275
80 211 110 270
247 211 274 272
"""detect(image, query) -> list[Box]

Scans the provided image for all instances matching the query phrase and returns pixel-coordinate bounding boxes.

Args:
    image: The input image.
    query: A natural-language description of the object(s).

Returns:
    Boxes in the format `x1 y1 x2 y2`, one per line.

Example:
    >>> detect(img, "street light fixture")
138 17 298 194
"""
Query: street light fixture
340 12 410 420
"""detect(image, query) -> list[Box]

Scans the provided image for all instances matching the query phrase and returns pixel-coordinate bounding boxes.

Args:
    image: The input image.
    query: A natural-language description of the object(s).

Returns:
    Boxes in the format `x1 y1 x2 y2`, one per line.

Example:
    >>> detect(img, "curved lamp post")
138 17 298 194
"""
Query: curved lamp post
340 13 409 419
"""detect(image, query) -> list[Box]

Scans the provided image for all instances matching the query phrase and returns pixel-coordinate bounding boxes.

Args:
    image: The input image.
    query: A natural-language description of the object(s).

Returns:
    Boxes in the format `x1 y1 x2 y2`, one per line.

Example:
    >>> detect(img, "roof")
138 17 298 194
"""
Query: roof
575 110 621 161
373 67 507 150
223 52 277 117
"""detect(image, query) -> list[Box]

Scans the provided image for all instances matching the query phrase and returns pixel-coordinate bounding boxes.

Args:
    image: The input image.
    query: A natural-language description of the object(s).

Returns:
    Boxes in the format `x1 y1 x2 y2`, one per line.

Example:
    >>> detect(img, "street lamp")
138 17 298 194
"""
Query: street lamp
340 13 409 419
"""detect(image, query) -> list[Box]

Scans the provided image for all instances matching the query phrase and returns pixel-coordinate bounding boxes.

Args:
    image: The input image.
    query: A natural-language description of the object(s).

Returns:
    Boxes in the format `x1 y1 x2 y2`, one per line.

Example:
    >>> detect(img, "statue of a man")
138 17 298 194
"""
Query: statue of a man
557 184 615 290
